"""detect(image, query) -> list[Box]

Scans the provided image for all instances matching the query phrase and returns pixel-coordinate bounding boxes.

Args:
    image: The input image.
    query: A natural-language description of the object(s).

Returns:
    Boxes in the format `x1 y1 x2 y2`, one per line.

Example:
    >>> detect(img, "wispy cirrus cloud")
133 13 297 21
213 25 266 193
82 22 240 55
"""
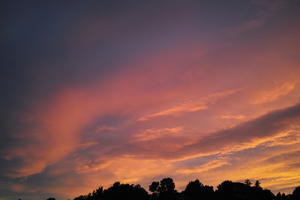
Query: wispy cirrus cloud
176 159 229 175
138 104 207 121
138 89 241 121
133 127 183 142
226 0 286 35
251 82 296 104
221 115 246 120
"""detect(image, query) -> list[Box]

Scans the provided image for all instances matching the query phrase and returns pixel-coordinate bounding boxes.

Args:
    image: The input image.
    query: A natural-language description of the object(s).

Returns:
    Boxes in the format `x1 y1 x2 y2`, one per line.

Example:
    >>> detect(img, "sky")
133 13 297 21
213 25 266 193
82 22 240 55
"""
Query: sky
1 0 300 199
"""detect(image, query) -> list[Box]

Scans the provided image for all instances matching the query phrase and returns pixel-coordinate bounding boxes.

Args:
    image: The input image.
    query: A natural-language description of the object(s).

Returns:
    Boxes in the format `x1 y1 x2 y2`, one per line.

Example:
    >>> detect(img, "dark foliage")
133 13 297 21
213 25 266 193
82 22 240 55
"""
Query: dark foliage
70 178 300 200
183 179 215 200
148 178 177 200
292 186 300 200
216 180 275 200
73 182 148 200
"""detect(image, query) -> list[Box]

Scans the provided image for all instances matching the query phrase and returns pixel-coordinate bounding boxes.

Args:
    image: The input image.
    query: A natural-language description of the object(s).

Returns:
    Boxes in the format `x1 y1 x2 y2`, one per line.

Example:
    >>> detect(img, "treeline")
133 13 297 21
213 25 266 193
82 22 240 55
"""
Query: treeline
70 178 300 200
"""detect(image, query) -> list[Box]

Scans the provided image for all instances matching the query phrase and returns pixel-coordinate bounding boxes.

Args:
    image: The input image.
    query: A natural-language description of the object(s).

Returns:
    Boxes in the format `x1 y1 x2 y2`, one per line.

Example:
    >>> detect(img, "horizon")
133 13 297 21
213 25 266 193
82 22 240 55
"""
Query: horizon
1 1 300 200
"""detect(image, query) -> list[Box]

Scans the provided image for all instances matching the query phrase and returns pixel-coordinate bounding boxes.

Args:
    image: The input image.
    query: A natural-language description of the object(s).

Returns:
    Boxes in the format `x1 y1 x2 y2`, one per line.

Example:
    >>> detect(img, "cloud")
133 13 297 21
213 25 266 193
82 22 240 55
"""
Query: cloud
228 19 266 34
138 104 207 121
226 0 286 35
262 150 300 165
138 89 241 121
176 159 228 175
94 125 117 133
10 184 25 192
173 137 300 194
175 103 300 159
83 103 300 166
78 103 300 165
133 127 183 142
251 82 296 104
221 115 246 120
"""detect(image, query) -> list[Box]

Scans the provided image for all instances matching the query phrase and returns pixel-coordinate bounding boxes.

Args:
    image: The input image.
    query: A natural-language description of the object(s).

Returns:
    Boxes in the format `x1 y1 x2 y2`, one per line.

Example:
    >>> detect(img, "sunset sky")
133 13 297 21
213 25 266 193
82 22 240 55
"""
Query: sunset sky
1 1 300 199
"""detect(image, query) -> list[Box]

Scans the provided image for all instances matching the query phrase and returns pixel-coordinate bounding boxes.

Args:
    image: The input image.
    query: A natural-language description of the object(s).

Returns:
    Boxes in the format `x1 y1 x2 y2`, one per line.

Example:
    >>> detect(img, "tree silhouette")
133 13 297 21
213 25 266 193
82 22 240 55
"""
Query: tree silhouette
183 179 215 200
149 178 177 200
72 178 299 200
255 180 261 188
92 187 104 199
276 192 290 200
215 180 276 200
149 181 159 193
103 182 148 200
159 178 176 193
292 186 300 200
244 179 252 186
149 181 160 200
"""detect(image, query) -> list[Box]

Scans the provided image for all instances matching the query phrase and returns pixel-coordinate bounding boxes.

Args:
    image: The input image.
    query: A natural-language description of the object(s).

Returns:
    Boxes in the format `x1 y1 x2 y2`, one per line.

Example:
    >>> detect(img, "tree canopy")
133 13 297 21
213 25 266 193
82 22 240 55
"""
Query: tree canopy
68 178 299 200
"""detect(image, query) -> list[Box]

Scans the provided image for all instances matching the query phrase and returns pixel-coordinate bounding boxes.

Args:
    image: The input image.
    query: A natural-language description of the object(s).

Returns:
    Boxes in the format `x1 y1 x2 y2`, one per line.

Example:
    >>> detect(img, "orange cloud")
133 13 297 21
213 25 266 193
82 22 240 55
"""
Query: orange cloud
251 82 296 104
176 159 228 175
221 115 246 120
10 184 25 192
133 127 183 142
138 104 207 121
172 104 300 160
138 89 241 121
